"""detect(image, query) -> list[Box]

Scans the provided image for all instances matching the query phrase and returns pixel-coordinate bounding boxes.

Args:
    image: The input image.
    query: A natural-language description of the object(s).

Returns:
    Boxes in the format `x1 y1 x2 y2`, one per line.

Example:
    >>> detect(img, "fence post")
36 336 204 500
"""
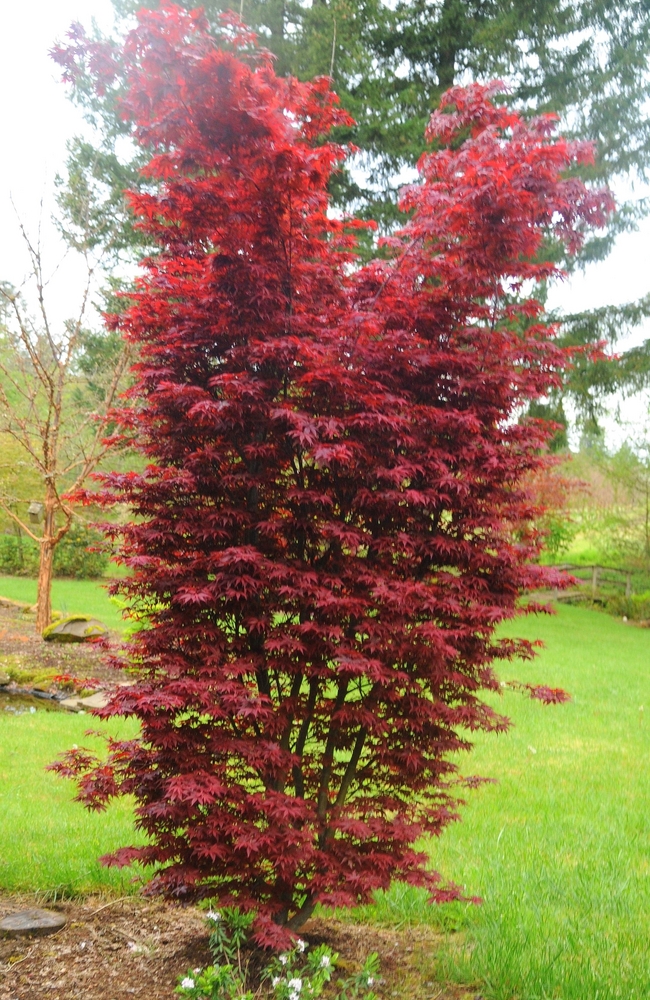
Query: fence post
591 565 600 599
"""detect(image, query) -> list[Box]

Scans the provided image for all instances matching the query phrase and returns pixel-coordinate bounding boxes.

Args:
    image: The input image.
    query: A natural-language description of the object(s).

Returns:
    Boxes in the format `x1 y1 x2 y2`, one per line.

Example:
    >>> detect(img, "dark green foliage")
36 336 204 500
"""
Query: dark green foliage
0 523 108 580
0 534 39 576
53 523 109 579
552 294 650 427
54 138 150 260
57 0 650 234
74 326 127 404
527 399 569 453
606 591 650 619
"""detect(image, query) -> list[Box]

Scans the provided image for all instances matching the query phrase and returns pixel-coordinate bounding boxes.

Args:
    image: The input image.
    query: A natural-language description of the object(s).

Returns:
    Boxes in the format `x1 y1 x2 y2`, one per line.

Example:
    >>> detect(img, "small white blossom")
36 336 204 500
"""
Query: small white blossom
193 968 202 974
320 955 331 968
279 954 288 965
296 938 306 953
272 977 281 987
367 977 375 987
206 909 221 922
288 978 302 992
181 977 195 990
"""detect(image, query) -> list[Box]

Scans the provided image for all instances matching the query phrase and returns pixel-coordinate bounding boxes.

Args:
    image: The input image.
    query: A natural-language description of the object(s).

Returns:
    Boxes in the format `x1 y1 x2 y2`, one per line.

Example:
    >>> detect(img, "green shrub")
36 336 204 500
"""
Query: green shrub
605 590 650 620
53 523 108 580
0 523 108 580
0 534 39 576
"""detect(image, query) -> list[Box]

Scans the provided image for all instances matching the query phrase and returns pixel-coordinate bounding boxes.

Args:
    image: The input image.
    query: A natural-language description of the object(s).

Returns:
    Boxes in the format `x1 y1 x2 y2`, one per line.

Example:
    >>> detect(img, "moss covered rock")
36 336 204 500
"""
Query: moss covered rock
42 616 107 642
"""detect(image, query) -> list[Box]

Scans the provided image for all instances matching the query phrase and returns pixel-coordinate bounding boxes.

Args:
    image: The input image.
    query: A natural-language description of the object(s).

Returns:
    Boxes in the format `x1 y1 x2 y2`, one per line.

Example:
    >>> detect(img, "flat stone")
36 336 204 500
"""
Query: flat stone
0 908 66 938
59 697 83 712
60 691 109 712
75 692 109 710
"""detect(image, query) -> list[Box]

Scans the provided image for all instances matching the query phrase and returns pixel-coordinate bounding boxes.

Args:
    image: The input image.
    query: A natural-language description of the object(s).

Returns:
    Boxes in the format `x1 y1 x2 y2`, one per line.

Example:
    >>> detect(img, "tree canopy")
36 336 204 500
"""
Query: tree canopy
52 0 650 429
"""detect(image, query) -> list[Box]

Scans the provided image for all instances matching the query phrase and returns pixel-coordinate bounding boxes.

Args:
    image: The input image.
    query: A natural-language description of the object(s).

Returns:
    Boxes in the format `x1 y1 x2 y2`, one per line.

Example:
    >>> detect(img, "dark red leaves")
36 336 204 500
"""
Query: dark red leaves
503 680 572 704
526 685 572 705
51 5 607 946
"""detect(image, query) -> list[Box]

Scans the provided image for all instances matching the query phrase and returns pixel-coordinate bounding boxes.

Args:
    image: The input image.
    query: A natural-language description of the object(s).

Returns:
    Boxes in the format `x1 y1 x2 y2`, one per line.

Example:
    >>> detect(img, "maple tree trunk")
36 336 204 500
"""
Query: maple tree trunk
35 491 56 635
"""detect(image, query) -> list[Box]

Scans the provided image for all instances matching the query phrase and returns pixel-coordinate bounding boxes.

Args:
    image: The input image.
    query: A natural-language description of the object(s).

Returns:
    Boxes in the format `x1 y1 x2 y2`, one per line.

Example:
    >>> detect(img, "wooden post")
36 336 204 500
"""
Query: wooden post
591 565 600 599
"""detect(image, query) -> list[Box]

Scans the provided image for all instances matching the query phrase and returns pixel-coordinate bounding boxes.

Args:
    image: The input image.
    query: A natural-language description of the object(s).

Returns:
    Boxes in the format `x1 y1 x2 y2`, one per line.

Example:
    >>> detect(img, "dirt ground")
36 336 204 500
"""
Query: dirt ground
0 895 478 1000
0 600 126 686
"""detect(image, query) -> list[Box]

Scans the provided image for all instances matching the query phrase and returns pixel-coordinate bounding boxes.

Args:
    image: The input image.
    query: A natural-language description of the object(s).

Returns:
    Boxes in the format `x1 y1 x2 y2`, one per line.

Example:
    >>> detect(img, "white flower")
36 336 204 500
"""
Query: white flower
288 978 302 992
272 977 281 987
181 977 195 990
320 955 331 968
296 938 306 953
279 954 288 965
206 909 221 922
193 968 202 974
367 977 375 987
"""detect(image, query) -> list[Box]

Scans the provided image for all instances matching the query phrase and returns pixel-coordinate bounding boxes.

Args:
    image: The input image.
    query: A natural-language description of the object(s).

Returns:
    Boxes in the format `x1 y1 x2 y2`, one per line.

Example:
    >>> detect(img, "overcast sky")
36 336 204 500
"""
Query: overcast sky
2 0 649 447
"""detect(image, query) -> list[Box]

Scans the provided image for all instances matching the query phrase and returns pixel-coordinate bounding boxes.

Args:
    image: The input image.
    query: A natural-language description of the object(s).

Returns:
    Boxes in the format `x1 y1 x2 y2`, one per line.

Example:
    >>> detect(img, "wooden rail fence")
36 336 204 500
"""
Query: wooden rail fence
553 563 634 600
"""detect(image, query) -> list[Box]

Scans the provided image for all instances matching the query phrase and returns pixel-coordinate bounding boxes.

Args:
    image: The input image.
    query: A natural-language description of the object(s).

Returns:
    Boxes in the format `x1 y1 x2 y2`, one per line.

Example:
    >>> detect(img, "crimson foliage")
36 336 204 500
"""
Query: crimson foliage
51 5 613 946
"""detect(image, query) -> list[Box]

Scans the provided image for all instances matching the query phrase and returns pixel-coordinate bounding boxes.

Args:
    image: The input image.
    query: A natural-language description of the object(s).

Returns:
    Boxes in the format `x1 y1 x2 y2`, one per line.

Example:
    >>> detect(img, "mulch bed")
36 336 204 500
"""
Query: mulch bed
0 895 477 1000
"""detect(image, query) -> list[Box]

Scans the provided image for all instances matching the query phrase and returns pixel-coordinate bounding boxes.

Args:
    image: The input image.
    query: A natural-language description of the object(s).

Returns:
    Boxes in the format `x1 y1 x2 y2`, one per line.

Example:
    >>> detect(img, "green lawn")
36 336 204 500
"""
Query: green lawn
0 710 143 897
0 575 125 631
358 605 650 999
0 603 648 997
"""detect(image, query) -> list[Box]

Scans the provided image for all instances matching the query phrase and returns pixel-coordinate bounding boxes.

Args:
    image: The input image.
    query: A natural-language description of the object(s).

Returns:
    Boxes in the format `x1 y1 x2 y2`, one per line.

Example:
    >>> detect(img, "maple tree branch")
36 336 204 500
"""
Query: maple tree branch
316 678 349 822
292 675 320 798
333 725 367 810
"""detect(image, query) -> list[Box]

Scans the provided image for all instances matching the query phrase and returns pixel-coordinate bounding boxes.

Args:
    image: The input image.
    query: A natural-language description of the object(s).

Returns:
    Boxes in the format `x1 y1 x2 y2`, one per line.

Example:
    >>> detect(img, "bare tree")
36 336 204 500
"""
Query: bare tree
607 435 650 563
0 213 130 634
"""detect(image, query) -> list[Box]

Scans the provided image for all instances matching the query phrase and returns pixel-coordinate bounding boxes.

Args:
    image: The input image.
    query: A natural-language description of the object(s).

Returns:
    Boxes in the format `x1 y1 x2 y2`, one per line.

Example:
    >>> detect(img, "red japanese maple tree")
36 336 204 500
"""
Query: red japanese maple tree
51 5 612 946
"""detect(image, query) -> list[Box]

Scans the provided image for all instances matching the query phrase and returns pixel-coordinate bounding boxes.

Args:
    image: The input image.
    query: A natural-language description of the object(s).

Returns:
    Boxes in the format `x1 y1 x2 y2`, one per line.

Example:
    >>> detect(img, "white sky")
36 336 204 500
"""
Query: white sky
1 0 649 448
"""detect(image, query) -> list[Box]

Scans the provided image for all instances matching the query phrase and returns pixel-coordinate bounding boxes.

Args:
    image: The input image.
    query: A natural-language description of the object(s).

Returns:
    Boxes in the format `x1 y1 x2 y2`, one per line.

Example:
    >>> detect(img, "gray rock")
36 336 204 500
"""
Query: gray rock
60 691 109 712
0 908 66 938
42 615 108 642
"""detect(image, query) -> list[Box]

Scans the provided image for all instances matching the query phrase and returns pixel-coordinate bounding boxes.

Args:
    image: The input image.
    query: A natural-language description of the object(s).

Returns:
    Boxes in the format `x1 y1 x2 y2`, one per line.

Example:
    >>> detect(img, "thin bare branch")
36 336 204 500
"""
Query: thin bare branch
0 501 42 543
